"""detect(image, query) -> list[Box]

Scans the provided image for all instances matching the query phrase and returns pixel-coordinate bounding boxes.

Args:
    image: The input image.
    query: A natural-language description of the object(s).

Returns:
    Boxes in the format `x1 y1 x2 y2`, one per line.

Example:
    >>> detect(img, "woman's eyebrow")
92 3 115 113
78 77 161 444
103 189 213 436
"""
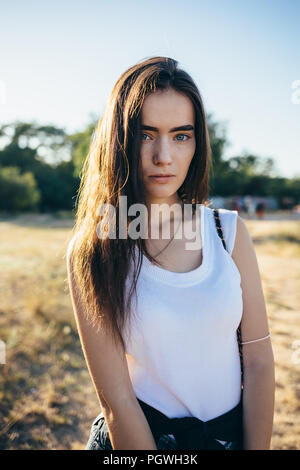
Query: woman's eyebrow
141 124 194 132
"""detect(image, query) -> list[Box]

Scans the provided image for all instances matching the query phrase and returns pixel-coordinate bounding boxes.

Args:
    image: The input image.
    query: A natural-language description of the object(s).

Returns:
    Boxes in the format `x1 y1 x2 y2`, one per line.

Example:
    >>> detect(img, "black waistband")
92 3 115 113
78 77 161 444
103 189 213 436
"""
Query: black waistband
137 397 243 450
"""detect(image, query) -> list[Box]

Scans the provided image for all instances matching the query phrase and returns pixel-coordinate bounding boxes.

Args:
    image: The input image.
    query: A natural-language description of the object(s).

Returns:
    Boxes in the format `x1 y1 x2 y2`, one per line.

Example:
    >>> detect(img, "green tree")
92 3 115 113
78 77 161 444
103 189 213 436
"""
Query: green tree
0 121 79 211
0 166 40 212
67 119 97 178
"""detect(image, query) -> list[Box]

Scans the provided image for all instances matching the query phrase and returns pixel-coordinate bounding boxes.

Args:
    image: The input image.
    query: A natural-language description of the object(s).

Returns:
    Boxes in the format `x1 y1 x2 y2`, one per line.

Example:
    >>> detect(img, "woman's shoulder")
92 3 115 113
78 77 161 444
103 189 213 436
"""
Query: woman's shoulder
213 207 239 223
215 207 238 215
205 205 239 223
215 209 252 258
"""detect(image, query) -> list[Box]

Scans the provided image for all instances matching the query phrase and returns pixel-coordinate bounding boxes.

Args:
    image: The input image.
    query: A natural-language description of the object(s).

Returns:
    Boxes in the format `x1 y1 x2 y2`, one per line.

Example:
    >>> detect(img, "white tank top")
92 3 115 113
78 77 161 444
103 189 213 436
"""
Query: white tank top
123 204 243 422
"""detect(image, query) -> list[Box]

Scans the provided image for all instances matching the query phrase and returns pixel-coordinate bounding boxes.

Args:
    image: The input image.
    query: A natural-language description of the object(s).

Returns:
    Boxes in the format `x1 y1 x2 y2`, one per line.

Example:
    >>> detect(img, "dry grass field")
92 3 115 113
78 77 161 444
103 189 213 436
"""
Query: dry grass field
0 211 299 450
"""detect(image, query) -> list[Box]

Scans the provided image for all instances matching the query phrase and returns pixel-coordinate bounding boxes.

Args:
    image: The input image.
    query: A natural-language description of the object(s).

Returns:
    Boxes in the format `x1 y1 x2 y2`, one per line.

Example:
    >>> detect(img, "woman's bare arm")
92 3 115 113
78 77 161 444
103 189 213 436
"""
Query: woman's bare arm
232 216 275 450
66 238 157 450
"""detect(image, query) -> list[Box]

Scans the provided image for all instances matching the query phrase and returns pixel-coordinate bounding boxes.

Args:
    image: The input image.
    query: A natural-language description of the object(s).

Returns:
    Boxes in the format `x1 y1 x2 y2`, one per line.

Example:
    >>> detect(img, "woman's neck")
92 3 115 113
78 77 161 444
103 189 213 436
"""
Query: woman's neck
146 199 184 239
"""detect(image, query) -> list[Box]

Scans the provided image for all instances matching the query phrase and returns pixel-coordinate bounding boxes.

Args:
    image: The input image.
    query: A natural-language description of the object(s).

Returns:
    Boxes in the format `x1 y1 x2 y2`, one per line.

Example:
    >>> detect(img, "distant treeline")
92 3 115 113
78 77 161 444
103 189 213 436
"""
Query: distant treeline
0 115 299 213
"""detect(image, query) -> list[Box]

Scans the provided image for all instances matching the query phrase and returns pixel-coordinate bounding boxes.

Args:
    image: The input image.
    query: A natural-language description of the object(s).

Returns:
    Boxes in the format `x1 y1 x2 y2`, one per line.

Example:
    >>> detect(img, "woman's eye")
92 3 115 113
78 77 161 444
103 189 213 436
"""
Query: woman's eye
175 134 190 142
141 133 190 141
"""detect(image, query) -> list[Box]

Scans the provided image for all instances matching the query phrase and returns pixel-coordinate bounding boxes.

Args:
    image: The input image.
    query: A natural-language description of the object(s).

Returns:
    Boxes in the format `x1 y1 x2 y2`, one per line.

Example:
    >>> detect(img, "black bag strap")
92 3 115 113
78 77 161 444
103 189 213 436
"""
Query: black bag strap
212 208 244 390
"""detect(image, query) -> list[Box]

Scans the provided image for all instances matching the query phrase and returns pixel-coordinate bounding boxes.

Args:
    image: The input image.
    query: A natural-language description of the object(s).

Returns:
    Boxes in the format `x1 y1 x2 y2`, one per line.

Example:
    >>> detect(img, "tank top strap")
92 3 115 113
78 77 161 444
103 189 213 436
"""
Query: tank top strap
211 208 228 252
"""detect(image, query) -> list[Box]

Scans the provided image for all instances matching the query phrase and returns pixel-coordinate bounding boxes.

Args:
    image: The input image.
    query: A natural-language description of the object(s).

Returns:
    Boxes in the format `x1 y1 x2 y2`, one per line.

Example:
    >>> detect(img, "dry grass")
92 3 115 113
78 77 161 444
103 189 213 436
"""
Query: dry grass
0 211 299 449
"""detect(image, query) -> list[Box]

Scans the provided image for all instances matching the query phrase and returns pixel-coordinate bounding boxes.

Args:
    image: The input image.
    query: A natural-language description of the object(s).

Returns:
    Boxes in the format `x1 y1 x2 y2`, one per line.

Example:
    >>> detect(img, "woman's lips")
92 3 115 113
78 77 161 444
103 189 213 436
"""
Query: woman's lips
149 175 175 183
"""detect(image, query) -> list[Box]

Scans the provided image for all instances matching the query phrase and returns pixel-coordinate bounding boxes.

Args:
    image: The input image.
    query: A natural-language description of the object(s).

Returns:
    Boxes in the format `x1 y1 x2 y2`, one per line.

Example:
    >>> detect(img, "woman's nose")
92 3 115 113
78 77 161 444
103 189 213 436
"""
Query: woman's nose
153 138 172 164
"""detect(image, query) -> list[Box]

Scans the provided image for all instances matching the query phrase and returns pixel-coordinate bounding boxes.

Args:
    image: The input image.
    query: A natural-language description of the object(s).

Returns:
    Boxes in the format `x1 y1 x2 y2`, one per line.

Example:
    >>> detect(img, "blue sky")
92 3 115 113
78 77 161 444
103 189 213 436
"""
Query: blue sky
1 0 299 177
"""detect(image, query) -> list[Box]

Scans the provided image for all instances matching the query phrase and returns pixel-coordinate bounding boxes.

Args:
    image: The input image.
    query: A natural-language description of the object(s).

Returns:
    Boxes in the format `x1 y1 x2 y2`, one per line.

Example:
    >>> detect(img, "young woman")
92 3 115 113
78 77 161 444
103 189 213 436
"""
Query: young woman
66 57 275 450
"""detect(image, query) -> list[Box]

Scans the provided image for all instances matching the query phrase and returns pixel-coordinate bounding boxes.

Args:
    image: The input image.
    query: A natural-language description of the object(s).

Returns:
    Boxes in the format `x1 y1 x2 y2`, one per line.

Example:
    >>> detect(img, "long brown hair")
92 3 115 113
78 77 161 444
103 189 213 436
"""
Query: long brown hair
67 56 212 351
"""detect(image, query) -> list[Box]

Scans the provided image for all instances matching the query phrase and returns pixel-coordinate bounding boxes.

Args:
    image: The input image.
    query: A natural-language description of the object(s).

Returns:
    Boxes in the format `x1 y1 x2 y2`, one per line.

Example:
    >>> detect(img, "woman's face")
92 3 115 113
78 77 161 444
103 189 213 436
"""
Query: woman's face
139 88 196 206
